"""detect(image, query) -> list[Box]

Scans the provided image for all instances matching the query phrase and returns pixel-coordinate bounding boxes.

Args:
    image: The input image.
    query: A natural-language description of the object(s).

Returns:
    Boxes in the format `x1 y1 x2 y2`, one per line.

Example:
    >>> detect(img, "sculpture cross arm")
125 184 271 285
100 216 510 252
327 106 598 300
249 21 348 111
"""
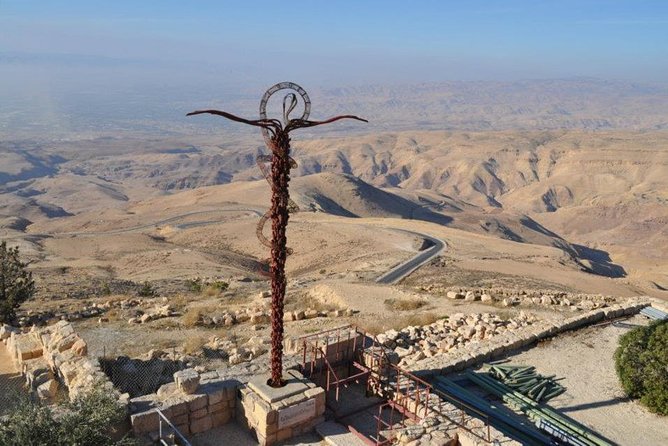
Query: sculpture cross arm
187 83 367 388
186 109 283 135
285 115 368 133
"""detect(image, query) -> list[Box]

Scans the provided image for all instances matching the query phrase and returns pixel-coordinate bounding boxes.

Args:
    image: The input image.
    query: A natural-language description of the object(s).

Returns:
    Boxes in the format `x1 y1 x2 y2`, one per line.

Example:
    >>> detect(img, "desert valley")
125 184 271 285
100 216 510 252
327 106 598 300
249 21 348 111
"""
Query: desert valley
1 75 668 446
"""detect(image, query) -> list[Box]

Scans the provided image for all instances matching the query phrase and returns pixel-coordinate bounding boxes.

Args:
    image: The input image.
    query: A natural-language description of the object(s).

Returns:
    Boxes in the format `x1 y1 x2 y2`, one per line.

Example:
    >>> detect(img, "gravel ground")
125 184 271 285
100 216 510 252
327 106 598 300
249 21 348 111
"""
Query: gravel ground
498 314 667 446
191 423 323 446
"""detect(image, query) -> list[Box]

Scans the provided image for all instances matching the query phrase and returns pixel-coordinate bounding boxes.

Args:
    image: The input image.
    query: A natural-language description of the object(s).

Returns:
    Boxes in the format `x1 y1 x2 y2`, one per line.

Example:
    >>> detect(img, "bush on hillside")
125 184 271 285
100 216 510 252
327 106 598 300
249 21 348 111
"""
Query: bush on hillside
614 319 668 415
0 387 135 446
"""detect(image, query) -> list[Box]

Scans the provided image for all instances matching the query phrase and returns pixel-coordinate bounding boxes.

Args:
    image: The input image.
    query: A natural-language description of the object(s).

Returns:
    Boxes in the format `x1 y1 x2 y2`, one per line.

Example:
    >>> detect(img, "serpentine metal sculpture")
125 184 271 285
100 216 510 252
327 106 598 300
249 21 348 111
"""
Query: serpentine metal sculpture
188 82 366 387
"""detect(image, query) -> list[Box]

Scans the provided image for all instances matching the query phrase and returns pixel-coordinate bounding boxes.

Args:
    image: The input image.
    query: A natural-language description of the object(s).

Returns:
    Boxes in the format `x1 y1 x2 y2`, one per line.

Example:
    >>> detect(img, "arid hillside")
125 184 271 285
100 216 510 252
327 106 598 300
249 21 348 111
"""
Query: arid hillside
0 129 667 298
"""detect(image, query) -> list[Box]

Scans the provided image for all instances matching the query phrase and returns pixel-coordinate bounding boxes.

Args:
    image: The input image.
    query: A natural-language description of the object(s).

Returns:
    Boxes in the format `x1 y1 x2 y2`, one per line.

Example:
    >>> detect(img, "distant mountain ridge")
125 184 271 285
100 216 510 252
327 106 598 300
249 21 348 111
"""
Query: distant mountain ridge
2 78 668 137
309 78 668 133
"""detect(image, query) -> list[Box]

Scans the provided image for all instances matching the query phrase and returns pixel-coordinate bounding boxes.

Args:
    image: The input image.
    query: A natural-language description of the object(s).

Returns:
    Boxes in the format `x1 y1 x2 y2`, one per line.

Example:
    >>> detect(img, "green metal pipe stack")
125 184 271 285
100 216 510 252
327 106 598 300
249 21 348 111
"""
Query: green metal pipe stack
485 364 566 403
467 371 613 446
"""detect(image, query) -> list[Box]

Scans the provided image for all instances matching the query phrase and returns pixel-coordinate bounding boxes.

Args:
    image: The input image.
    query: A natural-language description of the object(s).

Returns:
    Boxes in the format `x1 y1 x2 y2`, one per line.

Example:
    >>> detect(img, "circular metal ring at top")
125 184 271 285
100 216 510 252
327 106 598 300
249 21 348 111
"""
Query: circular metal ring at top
259 82 311 144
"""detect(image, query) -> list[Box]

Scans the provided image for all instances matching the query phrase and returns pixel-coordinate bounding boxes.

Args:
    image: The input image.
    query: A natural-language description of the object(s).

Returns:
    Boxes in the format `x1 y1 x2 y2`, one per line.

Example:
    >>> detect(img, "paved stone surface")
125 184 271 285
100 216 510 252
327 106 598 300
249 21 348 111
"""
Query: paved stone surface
248 369 314 403
316 421 368 446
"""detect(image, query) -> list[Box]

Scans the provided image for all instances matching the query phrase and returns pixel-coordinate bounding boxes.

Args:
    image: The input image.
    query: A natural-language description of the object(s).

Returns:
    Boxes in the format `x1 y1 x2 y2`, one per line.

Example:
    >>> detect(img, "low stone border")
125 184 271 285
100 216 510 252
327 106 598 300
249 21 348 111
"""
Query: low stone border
405 298 651 377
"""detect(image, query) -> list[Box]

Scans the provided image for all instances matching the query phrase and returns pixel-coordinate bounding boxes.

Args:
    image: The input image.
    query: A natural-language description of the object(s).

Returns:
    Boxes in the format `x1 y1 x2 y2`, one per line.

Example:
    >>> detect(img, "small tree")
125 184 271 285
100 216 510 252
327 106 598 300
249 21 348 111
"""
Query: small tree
615 320 668 415
0 241 35 324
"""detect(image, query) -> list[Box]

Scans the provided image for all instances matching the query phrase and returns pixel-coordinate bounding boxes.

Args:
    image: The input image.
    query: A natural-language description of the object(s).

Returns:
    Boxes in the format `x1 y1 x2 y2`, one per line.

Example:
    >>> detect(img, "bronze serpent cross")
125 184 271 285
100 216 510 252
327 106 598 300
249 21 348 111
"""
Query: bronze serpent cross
188 82 366 387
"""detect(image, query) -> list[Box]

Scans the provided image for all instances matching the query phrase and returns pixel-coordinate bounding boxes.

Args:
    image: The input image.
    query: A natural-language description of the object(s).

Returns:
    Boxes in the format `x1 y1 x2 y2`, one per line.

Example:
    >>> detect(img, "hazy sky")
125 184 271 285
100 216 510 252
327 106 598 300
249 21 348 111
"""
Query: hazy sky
2 0 667 86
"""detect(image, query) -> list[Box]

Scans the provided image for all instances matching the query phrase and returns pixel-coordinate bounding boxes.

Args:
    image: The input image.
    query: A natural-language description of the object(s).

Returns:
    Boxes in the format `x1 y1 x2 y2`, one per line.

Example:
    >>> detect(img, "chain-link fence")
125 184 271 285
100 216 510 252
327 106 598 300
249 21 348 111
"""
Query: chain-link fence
99 347 189 398
0 337 28 417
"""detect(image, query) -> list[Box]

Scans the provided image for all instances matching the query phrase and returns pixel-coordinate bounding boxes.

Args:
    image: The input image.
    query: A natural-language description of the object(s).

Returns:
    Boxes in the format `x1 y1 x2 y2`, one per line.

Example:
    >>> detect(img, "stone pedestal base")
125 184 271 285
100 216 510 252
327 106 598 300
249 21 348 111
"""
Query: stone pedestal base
237 369 325 446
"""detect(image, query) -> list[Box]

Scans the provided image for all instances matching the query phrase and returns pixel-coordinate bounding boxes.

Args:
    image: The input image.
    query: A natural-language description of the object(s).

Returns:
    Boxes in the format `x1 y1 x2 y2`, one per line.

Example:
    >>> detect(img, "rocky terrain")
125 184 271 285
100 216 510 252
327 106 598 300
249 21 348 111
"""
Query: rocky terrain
1 78 667 445
2 127 667 297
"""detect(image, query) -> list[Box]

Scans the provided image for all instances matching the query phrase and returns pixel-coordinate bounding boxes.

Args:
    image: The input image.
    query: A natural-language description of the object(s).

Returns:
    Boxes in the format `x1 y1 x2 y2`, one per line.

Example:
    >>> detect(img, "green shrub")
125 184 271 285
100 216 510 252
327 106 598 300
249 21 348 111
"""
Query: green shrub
137 281 155 297
210 280 229 291
186 278 203 293
0 387 135 446
614 320 668 415
0 241 35 324
186 278 228 295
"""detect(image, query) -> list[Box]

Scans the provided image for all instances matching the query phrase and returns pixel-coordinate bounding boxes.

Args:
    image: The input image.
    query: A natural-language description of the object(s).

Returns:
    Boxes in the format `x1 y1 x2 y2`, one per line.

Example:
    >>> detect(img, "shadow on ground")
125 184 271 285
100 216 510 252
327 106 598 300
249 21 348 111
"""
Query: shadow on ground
573 244 627 278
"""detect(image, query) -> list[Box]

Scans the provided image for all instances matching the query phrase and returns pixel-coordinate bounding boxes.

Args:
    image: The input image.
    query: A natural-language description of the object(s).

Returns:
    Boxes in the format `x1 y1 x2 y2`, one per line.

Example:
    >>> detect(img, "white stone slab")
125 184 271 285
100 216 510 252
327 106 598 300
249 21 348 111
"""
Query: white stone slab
278 397 316 429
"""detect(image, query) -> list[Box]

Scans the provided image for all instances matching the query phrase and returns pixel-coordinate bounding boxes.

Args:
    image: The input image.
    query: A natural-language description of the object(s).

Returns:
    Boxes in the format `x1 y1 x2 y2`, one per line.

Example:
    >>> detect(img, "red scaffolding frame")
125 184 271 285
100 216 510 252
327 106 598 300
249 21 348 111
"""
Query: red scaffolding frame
295 324 493 445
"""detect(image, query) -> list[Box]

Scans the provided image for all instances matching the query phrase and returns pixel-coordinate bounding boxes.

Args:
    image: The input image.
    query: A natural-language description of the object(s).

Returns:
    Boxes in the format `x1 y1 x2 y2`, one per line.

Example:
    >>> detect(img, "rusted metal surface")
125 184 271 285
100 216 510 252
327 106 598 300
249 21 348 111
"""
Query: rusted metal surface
188 82 366 387
256 153 299 268
297 324 494 444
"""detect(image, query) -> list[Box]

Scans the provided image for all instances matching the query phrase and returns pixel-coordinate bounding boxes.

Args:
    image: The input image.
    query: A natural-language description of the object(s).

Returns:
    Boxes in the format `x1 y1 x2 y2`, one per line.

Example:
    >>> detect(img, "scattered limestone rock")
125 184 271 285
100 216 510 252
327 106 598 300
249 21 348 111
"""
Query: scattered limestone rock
36 379 59 400
446 291 464 299
0 324 19 340
174 369 200 394
464 291 478 301
379 311 539 367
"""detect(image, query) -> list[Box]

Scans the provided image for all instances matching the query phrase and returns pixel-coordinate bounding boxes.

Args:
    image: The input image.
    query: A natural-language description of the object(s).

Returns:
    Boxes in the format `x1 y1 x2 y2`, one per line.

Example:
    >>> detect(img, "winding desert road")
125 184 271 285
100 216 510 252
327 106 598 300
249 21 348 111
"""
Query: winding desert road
375 230 446 284
18 207 446 283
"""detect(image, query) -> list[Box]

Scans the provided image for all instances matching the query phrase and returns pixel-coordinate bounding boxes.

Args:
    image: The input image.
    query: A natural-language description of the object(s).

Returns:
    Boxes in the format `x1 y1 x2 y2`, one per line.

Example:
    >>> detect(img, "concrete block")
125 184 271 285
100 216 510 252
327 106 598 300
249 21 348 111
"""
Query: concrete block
157 382 178 398
207 387 225 405
71 338 87 356
190 414 212 434
186 394 208 412
171 413 189 426
276 427 293 442
131 410 159 434
211 409 232 427
176 424 190 436
162 398 188 416
190 407 208 420
174 368 200 394
36 379 58 399
208 401 226 413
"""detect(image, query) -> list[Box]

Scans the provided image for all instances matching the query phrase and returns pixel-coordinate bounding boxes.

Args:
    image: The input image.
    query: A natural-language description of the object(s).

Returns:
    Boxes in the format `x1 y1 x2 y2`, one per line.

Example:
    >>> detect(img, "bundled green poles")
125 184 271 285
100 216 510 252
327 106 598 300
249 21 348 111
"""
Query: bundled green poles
485 364 566 403
468 371 612 446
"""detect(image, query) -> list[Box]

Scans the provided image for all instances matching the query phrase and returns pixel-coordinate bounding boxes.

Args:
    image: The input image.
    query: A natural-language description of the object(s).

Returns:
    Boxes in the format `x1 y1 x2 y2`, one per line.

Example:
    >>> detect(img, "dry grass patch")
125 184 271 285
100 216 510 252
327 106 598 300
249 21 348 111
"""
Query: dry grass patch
384 298 427 311
183 335 207 355
202 285 223 297
404 312 443 327
104 308 121 322
285 291 342 313
170 294 192 311
182 308 203 327
181 304 223 327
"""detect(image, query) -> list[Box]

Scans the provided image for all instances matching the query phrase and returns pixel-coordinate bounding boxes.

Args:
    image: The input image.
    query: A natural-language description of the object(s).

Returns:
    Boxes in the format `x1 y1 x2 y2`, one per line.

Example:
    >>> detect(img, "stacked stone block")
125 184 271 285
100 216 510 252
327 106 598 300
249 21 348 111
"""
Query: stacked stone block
236 377 326 446
130 369 237 439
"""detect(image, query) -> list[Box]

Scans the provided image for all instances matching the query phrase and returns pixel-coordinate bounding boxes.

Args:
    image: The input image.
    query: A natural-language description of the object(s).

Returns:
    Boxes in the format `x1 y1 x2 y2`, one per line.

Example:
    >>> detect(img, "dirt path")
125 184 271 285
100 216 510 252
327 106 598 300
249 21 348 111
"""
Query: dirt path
501 314 667 446
0 342 26 414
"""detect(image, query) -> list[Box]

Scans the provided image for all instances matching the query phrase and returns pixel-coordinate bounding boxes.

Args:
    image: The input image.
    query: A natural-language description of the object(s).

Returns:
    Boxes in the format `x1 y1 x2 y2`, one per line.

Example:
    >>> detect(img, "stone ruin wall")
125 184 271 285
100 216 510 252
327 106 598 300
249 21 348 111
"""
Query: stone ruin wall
129 370 238 440
2 296 664 445
1 320 120 402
